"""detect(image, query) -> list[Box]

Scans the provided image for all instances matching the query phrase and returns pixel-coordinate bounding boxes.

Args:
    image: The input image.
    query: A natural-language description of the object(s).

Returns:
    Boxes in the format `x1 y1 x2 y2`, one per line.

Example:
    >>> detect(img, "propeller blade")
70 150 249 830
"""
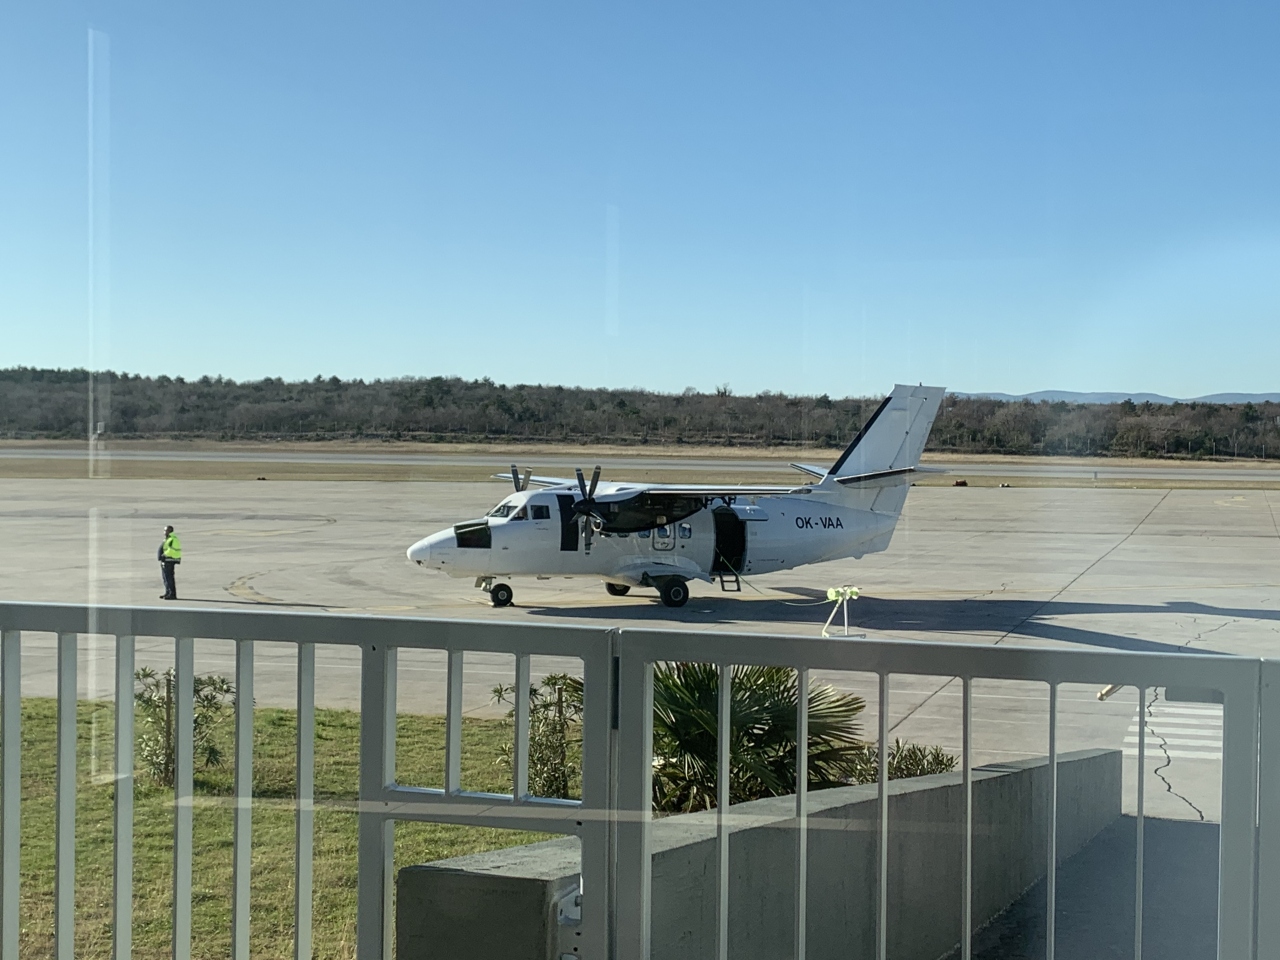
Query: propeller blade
583 521 594 555
575 467 589 500
520 469 532 491
510 465 521 492
587 465 601 498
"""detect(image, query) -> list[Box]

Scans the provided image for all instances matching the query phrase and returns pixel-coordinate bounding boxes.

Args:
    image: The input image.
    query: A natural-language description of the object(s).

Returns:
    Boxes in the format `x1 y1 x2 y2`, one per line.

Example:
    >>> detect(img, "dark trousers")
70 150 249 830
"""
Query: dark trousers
161 561 178 599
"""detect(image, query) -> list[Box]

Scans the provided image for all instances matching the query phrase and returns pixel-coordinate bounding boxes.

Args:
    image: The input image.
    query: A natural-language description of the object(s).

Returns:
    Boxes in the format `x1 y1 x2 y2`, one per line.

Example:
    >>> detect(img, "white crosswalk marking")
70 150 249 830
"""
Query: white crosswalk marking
1124 696 1222 762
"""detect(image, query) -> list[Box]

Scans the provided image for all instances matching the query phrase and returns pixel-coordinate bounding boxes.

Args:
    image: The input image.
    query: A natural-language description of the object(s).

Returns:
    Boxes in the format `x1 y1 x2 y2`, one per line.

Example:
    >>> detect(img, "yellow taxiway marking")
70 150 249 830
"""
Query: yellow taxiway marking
226 573 289 604
207 528 310 537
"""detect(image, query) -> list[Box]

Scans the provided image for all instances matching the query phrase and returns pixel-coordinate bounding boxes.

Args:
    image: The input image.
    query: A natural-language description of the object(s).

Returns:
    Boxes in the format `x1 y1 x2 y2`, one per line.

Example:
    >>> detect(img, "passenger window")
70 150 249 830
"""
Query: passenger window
656 524 672 539
678 523 693 539
531 504 551 520
637 529 651 539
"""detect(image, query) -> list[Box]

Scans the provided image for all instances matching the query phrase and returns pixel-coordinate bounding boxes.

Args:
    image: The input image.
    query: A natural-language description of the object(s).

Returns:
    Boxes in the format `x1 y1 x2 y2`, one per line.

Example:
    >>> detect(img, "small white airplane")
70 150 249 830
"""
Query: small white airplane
406 384 945 608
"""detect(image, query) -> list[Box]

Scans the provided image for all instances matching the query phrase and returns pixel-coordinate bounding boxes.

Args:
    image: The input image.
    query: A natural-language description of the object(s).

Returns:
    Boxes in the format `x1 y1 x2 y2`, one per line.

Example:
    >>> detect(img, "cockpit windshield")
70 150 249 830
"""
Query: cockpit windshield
487 501 518 517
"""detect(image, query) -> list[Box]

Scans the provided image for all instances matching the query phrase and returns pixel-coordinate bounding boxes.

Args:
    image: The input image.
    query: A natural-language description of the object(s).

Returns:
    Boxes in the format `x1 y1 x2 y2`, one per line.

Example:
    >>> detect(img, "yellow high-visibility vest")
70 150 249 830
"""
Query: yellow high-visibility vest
162 534 182 561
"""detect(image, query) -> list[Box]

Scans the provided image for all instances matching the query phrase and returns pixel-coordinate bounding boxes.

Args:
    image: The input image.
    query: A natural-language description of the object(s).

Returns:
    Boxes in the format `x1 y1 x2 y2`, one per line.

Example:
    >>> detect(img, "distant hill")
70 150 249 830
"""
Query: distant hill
1192 393 1280 404
957 390 1280 405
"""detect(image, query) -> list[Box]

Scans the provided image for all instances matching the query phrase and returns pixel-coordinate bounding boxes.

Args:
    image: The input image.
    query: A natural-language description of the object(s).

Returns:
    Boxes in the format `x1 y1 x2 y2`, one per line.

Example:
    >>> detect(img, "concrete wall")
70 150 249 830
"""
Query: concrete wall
396 839 581 960
397 749 1121 960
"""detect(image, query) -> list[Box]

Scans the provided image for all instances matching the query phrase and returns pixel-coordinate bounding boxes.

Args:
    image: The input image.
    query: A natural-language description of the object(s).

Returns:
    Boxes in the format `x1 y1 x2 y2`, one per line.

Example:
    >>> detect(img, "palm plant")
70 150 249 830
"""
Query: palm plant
492 664 957 813
652 662 870 813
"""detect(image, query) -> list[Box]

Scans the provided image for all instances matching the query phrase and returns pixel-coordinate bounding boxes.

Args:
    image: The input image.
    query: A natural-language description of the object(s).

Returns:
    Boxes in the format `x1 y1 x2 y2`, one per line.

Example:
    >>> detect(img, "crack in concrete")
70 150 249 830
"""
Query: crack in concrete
1193 618 1235 644
1146 688 1206 821
1265 489 1280 540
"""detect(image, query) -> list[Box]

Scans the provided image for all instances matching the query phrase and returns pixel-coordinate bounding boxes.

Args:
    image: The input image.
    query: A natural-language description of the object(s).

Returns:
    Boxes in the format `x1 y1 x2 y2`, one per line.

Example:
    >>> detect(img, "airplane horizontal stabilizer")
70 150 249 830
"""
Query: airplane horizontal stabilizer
790 462 828 479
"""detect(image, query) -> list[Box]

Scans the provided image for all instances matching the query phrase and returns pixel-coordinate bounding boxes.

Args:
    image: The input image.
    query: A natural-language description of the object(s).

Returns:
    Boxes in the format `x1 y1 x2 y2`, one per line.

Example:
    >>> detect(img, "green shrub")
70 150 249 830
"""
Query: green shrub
492 673 583 799
134 667 235 786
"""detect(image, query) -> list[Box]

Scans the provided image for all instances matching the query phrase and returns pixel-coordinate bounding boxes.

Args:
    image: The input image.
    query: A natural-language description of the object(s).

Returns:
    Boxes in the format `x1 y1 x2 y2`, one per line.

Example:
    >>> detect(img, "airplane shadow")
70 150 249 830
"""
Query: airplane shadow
523 592 1273 656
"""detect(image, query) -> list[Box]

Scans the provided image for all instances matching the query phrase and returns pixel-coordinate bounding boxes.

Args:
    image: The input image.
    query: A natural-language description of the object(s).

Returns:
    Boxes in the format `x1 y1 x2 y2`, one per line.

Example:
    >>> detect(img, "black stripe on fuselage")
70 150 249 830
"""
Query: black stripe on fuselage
827 393 893 477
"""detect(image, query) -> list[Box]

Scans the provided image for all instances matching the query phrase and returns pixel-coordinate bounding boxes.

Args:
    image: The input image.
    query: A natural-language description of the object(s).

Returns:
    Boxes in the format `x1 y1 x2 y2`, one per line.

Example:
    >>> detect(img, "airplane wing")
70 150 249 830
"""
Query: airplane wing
631 482 814 497
490 473 810 497
488 473 576 488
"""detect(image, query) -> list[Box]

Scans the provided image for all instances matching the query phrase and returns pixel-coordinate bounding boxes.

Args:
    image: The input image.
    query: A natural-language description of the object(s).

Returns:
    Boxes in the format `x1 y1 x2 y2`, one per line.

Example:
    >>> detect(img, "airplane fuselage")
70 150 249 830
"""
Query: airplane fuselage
405 383 946 607
408 483 897 586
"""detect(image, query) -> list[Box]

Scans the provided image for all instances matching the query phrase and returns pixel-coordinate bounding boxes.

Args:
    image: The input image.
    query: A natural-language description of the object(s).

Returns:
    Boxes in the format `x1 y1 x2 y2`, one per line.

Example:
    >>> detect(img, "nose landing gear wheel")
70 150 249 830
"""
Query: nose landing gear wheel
605 583 631 597
658 579 689 608
490 583 514 607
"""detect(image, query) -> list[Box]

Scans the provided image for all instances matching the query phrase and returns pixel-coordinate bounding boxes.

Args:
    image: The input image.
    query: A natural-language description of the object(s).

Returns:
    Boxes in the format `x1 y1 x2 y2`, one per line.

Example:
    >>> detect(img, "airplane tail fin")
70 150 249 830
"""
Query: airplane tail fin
814 384 945 554
820 384 945 483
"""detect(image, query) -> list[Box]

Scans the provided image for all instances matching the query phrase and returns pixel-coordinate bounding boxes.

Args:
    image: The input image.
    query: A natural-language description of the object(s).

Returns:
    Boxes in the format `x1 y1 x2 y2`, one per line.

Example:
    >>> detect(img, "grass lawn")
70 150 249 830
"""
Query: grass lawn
12 698 551 960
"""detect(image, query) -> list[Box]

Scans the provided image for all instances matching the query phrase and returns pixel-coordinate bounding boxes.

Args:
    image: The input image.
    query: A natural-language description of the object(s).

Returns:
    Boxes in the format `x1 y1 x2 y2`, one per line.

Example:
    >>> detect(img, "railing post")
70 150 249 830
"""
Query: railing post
614 650 654 960
113 635 135 960
1046 683 1058 960
357 642 396 960
795 667 809 960
1258 660 1280 959
876 673 889 960
513 654 531 800
1134 687 1145 960
232 640 254 960
55 632 77 960
1 630 20 960
716 663 732 960
444 650 463 794
172 636 194 960
577 631 616 960
295 643 315 960
961 677 972 960
1219 671 1260 960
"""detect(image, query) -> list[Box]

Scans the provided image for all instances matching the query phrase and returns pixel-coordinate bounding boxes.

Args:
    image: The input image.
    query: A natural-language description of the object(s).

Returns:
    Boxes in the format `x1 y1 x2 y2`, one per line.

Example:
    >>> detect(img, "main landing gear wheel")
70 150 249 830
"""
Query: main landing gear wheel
490 582 514 607
605 583 631 597
658 579 689 608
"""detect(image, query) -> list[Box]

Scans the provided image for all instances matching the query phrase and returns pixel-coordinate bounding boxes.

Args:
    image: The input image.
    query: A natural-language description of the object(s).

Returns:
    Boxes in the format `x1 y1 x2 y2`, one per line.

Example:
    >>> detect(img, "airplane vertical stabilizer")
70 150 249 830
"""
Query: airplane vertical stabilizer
821 384 945 481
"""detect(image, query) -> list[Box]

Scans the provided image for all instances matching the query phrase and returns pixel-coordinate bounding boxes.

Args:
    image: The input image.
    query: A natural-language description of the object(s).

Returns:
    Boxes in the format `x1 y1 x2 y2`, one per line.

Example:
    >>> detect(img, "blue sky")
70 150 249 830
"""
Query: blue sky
3 2 1279 398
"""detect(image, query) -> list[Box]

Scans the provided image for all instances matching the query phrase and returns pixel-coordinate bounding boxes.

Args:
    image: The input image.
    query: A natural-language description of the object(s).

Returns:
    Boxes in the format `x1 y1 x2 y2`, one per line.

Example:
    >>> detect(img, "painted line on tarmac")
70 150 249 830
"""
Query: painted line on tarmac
226 572 290 605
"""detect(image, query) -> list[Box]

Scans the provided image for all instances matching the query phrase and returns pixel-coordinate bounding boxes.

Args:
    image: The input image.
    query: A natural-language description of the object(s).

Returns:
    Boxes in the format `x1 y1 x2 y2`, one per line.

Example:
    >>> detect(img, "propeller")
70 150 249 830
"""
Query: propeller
509 465 532 493
572 465 605 553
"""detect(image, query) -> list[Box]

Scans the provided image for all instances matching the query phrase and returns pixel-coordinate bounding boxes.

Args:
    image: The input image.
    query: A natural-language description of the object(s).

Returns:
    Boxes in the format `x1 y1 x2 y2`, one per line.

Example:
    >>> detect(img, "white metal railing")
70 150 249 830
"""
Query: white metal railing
0 602 1277 959
0 603 613 960
613 628 1269 960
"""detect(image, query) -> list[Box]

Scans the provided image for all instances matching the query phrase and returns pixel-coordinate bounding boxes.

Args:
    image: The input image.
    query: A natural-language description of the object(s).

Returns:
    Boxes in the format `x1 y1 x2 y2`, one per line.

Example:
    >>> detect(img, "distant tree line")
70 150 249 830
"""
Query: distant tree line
3 367 1279 458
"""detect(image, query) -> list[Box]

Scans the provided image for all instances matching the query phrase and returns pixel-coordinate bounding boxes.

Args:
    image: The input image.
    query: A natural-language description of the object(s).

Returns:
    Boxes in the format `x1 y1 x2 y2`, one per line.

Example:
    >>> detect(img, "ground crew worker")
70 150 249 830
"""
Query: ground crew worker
158 525 182 600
